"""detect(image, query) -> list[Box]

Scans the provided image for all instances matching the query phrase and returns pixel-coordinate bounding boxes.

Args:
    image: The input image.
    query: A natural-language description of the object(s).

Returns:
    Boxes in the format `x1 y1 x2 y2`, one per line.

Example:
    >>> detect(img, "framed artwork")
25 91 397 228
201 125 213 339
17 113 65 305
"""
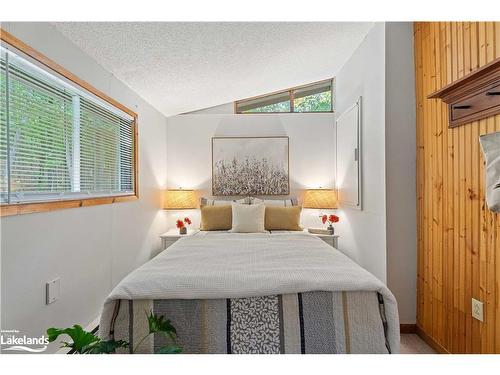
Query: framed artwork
212 136 289 196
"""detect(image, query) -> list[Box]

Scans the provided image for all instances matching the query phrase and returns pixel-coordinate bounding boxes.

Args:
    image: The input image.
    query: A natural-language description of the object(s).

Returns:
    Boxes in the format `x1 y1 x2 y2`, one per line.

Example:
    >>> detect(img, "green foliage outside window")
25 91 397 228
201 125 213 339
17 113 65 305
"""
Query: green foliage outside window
0 49 134 203
244 100 291 113
238 81 333 113
293 91 332 112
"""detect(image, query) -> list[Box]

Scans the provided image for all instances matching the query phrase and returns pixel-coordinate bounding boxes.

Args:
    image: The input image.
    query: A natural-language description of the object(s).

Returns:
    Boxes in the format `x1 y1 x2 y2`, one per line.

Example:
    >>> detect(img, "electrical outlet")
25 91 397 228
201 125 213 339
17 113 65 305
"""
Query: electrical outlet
46 278 60 305
472 298 484 322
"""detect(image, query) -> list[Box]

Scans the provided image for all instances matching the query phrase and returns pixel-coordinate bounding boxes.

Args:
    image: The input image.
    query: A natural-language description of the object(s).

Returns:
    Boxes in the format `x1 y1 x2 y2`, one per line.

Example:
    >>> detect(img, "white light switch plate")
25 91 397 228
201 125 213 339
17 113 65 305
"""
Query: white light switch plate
472 298 484 322
46 278 60 304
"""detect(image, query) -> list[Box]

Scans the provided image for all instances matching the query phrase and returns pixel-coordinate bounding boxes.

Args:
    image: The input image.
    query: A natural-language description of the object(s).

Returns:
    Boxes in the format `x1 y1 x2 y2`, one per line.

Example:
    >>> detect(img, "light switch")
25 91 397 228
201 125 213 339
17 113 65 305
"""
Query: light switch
46 278 60 305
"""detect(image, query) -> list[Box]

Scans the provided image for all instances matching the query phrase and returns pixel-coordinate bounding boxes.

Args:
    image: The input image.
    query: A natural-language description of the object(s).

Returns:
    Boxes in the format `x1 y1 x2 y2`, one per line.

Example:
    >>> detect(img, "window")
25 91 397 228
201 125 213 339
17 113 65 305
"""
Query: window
235 79 333 114
0 32 137 216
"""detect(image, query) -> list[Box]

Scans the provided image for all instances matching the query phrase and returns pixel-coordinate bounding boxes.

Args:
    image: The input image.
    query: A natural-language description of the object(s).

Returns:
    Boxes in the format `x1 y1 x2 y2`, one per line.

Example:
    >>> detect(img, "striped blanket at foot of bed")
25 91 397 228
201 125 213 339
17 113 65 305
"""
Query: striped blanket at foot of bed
102 291 391 354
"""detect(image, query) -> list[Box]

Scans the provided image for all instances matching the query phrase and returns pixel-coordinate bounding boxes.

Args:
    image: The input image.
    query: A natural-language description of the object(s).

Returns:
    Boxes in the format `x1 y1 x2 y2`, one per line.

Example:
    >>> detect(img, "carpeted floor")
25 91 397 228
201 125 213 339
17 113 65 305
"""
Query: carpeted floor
400 334 437 354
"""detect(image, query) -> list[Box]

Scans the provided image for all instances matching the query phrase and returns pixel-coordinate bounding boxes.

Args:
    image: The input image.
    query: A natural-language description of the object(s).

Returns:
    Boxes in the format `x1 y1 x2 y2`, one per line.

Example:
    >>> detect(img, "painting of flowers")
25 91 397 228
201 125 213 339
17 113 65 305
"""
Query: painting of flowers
212 137 289 196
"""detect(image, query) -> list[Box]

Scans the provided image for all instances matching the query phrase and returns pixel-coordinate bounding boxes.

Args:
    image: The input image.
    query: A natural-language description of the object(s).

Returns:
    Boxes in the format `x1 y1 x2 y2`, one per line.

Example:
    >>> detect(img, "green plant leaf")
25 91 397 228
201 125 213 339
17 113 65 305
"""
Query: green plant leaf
156 345 182 354
147 311 177 337
85 340 129 354
47 325 129 354
47 325 99 354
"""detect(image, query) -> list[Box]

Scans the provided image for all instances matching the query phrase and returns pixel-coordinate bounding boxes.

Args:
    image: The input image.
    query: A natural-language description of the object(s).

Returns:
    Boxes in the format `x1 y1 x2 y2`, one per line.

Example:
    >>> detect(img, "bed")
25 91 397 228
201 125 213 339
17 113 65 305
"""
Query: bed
98 232 399 354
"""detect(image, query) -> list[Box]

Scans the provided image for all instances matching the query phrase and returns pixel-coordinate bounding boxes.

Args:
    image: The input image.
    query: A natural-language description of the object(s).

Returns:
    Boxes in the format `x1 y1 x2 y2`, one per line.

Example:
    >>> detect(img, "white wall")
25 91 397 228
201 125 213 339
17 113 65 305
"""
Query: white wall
166 113 336 230
186 102 234 115
0 23 168 352
385 22 417 324
335 23 387 282
335 22 417 322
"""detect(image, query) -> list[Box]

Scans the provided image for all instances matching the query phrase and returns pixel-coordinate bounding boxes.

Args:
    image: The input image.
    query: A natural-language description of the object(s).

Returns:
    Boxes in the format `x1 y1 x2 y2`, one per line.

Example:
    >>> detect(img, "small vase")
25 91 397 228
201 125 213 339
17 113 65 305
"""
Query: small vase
179 227 187 235
327 225 334 235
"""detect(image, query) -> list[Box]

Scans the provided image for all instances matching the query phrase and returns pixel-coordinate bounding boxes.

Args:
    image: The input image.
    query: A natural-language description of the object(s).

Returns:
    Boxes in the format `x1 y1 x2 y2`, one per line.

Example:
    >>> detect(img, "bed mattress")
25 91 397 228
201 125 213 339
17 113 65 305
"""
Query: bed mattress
98 232 399 354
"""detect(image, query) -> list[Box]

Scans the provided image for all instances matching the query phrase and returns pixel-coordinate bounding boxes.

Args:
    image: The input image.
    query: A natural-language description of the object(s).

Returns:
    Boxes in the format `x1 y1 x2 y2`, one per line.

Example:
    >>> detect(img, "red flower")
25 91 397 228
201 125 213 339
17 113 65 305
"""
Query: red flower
184 217 192 225
329 214 339 223
176 219 185 229
321 214 327 224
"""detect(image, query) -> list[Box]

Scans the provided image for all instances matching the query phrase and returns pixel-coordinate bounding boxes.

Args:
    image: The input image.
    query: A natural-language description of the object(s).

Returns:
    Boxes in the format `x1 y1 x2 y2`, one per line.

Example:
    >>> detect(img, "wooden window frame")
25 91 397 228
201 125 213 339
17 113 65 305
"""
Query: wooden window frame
0 29 139 217
234 78 335 114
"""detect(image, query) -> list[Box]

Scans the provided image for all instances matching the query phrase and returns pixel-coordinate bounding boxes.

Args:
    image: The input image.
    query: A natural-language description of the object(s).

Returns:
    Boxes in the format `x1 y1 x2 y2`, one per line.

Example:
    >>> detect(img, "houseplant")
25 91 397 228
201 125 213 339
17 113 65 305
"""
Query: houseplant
47 311 181 354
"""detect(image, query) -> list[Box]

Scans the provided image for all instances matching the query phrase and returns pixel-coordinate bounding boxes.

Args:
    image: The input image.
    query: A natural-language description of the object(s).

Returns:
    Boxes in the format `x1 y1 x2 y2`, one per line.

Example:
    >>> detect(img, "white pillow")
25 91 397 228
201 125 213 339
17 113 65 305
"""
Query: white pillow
230 203 266 233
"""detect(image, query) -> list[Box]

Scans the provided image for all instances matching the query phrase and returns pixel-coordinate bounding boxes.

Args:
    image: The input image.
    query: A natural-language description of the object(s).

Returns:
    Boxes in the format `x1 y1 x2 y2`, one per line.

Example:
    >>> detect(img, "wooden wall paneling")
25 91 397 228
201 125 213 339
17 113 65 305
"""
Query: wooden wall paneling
430 21 437 341
432 21 444 346
423 22 433 337
477 21 488 354
496 27 500 355
450 21 461 353
415 21 500 354
470 22 481 355
463 22 472 354
444 22 454 351
415 22 425 331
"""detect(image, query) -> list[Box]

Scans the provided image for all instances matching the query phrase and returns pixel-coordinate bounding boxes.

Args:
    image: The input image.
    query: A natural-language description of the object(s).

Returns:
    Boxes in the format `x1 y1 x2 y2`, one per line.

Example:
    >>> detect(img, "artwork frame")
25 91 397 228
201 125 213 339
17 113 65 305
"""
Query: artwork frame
211 136 290 196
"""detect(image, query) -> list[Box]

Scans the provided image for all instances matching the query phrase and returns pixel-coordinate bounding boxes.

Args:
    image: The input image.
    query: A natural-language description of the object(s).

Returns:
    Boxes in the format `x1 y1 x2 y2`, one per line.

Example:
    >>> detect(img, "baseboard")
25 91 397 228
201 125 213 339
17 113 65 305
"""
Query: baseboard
400 324 417 334
415 325 450 354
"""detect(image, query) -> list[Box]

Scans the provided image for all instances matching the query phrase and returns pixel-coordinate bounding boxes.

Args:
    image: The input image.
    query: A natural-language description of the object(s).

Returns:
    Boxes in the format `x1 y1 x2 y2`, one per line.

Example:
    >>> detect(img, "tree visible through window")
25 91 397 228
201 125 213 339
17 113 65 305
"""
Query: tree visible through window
235 79 333 113
0 44 136 207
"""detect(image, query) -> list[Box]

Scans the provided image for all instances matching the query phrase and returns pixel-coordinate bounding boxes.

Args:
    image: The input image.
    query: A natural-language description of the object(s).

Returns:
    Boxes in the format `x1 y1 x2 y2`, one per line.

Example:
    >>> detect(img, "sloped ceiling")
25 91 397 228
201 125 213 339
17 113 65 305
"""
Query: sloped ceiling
53 22 373 116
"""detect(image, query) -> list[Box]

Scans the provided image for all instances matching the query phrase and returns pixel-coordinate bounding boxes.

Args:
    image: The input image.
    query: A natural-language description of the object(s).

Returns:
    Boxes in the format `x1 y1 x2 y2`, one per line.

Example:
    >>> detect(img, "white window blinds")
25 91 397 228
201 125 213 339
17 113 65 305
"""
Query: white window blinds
0 45 135 204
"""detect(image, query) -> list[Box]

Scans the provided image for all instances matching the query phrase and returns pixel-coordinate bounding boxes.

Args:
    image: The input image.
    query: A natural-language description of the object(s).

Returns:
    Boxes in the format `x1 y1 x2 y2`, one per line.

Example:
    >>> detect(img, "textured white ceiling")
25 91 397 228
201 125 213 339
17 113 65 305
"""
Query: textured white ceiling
53 22 373 116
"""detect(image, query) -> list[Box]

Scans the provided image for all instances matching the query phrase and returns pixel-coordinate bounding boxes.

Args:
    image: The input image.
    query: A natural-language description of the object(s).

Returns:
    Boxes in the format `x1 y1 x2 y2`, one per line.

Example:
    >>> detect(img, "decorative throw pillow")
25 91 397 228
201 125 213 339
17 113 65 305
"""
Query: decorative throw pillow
480 131 500 212
200 205 232 231
230 203 266 233
265 206 303 231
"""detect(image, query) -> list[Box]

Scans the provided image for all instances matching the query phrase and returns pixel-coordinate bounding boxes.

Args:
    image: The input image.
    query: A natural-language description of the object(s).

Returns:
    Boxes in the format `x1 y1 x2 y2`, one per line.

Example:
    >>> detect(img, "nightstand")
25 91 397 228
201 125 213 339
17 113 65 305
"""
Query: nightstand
307 232 339 249
160 229 199 250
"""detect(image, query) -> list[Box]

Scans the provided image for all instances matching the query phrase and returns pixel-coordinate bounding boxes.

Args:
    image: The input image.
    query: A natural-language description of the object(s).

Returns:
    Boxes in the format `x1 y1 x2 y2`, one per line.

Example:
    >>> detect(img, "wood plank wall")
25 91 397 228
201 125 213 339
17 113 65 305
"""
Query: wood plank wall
414 22 500 354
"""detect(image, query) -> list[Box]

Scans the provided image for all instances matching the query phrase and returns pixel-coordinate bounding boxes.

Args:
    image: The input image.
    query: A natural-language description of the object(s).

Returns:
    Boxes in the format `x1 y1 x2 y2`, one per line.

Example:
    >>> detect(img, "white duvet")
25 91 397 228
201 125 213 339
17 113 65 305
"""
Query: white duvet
101 232 400 352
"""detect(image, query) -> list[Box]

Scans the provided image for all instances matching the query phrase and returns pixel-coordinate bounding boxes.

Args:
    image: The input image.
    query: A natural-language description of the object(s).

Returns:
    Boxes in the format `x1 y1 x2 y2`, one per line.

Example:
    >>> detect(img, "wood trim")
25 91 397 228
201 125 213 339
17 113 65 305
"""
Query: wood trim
416 325 450 354
400 324 417 334
0 28 140 216
0 28 137 118
235 111 335 114
234 78 334 114
133 115 139 199
428 56 500 128
0 195 138 217
428 56 500 100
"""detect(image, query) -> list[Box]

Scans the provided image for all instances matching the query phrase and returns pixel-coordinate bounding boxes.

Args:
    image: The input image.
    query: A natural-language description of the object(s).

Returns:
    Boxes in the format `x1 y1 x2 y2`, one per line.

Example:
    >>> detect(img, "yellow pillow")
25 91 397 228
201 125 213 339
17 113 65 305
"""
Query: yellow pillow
264 206 302 231
200 205 232 231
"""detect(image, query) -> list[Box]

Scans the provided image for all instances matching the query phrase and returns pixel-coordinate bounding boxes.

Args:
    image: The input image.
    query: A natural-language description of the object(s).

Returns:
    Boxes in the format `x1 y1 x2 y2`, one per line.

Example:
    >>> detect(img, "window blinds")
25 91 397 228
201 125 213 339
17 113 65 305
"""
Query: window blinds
0 46 135 204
